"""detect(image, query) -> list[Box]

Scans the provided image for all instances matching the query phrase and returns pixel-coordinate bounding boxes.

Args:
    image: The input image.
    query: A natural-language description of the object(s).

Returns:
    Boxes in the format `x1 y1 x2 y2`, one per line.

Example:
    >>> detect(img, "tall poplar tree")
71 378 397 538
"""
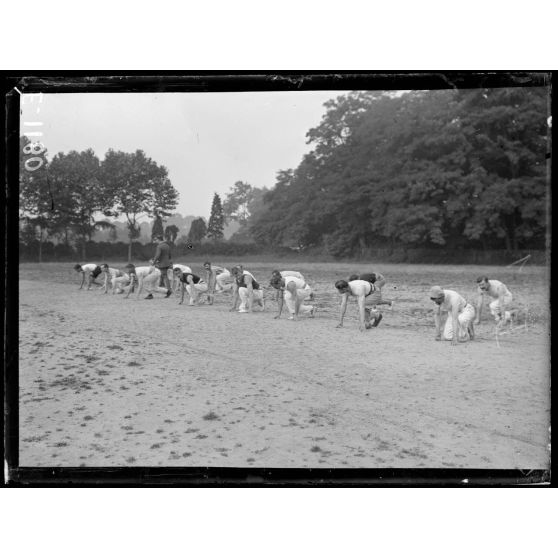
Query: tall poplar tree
207 193 225 241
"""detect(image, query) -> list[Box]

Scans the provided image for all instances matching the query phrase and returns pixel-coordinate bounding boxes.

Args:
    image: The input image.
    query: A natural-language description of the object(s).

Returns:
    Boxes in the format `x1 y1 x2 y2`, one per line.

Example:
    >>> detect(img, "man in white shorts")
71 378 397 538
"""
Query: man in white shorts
430 285 475 345
335 279 383 331
173 269 208 305
203 262 233 304
230 265 265 313
74 263 103 290
475 276 513 327
123 263 172 300
171 264 192 295
270 274 315 320
100 264 131 294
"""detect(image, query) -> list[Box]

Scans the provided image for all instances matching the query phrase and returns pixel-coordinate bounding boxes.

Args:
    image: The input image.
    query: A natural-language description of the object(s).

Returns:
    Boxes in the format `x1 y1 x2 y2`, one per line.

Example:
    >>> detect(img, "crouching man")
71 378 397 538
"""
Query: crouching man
429 285 475 345
475 276 513 329
123 263 172 300
334 278 383 332
270 274 315 320
230 265 265 313
74 263 103 290
100 264 131 294
174 268 208 305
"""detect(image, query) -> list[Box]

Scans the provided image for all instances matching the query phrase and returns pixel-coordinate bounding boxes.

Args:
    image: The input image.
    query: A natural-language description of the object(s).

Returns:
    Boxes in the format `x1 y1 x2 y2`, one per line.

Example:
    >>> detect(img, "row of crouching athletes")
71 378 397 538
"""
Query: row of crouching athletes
73 263 514 345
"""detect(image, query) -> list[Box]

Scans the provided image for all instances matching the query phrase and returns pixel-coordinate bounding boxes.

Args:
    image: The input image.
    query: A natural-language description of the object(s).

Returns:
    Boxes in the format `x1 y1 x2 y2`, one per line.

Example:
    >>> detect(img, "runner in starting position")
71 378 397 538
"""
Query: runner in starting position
334 278 383 331
230 265 265 313
270 274 315 320
430 285 475 345
74 263 103 290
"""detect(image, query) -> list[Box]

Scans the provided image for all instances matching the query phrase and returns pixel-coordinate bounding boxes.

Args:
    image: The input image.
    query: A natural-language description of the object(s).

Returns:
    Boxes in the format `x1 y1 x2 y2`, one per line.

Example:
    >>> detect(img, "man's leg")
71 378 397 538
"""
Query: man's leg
144 271 168 298
457 306 475 341
216 271 233 292
195 283 208 304
253 289 265 310
295 289 313 317
443 315 454 340
157 267 170 289
237 287 249 312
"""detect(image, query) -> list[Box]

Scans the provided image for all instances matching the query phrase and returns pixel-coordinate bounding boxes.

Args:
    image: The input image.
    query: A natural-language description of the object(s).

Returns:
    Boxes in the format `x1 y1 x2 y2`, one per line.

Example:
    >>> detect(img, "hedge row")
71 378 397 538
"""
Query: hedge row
18 240 547 266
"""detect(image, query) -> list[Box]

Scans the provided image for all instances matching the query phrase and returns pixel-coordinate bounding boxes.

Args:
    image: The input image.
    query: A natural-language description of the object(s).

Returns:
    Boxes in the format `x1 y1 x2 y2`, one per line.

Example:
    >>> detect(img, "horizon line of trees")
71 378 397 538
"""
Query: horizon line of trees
248 87 549 257
19 87 549 263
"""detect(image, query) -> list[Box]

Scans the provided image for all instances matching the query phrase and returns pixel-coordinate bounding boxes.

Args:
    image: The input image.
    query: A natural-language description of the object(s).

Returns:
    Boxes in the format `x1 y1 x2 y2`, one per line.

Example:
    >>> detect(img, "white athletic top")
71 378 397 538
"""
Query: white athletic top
215 266 229 275
105 267 122 278
280 270 304 280
348 279 373 297
173 264 192 274
479 280 512 299
283 276 307 290
133 266 158 279
439 289 468 313
80 264 97 273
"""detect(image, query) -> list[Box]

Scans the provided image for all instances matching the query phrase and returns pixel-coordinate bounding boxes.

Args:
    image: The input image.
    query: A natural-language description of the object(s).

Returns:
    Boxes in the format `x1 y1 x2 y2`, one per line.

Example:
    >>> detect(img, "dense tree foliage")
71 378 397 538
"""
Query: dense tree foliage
48 149 115 259
100 149 179 261
187 217 207 243
251 88 548 256
19 141 179 261
19 136 52 261
151 213 165 241
164 224 180 243
206 193 225 241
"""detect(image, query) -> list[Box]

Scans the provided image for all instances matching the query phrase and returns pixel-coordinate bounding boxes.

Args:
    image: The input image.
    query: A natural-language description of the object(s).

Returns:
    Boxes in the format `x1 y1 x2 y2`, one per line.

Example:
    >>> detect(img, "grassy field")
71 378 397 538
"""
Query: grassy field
17 260 550 469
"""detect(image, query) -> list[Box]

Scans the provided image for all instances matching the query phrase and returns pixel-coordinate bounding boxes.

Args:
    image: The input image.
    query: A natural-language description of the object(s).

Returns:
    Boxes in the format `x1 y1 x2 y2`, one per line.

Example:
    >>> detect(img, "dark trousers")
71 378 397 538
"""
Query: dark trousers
158 266 171 289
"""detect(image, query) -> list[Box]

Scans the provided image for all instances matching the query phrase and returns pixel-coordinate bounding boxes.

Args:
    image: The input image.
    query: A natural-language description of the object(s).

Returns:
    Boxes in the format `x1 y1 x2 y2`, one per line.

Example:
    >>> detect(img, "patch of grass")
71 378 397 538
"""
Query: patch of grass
310 446 322 453
202 411 219 421
127 361 141 367
107 345 123 350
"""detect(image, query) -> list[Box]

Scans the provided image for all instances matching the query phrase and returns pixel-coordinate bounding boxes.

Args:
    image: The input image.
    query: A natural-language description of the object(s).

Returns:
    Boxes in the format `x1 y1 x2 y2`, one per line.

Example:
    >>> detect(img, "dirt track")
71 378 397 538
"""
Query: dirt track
19 272 550 469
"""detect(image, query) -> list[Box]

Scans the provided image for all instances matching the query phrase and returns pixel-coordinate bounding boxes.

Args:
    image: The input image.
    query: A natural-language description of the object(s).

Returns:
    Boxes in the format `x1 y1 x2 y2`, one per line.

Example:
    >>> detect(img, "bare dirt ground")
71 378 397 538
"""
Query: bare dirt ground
18 261 550 469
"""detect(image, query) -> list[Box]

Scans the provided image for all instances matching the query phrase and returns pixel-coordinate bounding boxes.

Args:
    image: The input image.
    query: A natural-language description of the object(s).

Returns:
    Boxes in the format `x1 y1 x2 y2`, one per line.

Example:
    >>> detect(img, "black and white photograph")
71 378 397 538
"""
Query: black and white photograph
7 73 551 482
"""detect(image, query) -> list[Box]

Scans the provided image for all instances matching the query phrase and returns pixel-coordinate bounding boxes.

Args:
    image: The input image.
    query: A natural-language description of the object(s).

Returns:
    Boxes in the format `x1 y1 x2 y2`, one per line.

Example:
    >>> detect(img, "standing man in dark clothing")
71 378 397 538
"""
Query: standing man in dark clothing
152 235 172 291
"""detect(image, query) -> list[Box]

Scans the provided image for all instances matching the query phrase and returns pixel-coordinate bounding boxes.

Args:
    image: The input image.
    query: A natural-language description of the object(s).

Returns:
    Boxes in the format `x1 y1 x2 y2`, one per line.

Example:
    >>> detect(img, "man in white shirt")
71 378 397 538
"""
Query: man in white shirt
349 272 394 309
100 264 131 294
230 265 265 313
203 262 233 304
430 285 476 345
334 279 383 331
270 274 315 320
269 270 309 302
475 276 513 326
74 263 103 290
123 263 171 300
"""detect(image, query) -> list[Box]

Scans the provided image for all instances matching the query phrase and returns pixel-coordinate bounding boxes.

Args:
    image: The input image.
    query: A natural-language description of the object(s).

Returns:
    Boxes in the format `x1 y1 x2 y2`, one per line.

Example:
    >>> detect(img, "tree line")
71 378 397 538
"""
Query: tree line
18 136 265 261
19 87 549 264
19 140 179 261
249 87 549 257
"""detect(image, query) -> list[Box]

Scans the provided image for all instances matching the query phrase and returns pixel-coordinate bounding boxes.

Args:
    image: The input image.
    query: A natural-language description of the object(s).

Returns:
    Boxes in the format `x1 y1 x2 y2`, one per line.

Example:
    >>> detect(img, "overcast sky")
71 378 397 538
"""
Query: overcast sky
21 91 349 219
